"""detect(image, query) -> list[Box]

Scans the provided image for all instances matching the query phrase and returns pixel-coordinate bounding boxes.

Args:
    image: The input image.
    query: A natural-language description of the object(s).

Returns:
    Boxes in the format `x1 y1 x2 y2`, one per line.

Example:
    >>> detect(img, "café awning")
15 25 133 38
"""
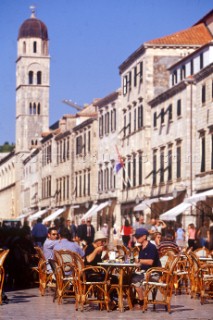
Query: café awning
134 196 174 212
159 202 192 221
184 189 213 204
18 210 34 220
28 208 49 221
82 201 110 220
43 207 66 223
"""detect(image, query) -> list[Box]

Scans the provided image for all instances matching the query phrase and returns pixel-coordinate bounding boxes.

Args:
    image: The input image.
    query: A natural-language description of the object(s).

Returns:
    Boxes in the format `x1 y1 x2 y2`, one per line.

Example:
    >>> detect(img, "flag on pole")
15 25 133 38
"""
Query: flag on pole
114 145 124 174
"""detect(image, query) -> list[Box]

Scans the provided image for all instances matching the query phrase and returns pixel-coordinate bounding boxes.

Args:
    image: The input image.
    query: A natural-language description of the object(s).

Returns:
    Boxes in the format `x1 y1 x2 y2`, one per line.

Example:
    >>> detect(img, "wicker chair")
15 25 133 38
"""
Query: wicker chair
142 254 181 313
34 246 53 296
76 266 110 311
0 249 9 305
48 258 75 304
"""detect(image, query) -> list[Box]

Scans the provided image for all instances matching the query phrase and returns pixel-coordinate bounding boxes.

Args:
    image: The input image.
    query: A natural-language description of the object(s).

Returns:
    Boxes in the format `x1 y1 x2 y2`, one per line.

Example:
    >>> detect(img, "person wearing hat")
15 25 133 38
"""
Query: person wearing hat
131 227 161 308
84 230 108 267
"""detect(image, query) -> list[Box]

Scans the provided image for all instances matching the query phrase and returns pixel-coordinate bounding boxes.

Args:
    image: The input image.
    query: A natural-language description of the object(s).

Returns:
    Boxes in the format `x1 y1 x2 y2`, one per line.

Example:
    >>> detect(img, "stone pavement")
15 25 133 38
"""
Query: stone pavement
0 287 212 320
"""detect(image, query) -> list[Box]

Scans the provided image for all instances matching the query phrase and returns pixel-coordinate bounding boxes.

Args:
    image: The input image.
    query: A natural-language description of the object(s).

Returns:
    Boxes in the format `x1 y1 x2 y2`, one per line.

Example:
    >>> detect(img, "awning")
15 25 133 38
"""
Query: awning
81 204 99 221
43 207 66 223
18 211 34 220
184 189 213 204
28 208 49 221
82 201 110 220
134 197 174 212
159 202 192 221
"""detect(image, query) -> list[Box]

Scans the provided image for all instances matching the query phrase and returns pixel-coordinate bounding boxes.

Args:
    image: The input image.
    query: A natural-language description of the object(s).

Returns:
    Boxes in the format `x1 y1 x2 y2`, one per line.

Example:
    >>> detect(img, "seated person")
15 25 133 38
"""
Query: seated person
84 230 108 281
131 228 161 308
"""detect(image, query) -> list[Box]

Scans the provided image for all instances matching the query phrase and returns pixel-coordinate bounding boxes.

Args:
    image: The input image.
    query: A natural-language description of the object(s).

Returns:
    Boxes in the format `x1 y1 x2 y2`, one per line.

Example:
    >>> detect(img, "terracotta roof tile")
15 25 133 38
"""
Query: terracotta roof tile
146 23 212 46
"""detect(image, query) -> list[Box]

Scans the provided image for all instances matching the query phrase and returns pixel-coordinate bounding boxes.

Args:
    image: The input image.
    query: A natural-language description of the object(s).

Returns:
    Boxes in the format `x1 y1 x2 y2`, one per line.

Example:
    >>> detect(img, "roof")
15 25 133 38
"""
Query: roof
18 16 48 40
119 22 212 73
146 23 212 46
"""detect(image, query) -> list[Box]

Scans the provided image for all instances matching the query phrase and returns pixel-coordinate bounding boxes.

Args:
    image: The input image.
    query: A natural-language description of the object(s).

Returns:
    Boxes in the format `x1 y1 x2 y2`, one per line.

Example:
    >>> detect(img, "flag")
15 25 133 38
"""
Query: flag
114 145 124 174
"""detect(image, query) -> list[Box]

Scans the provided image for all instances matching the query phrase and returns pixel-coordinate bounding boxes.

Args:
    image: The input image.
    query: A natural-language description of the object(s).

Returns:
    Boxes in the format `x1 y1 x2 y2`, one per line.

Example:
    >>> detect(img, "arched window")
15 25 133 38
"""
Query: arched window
37 71 42 84
43 41 48 55
29 103 33 115
29 71 33 84
33 41 37 53
33 103 36 114
23 41 26 54
37 103 41 114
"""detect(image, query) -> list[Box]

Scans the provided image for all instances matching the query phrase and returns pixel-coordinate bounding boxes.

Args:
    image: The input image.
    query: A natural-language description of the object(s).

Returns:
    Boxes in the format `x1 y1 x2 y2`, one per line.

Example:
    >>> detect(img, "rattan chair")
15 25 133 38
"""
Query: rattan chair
0 249 9 305
34 246 53 296
48 258 75 304
76 266 110 311
142 254 181 313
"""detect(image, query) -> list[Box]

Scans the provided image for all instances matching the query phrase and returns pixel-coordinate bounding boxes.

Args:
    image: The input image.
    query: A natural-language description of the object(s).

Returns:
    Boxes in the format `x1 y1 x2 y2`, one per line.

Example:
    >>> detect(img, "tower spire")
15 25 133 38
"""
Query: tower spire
29 5 36 18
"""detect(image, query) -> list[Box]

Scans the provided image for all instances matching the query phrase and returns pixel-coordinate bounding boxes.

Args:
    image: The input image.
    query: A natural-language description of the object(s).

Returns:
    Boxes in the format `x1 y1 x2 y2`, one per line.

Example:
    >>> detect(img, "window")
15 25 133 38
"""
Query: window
160 149 164 183
87 170 90 196
75 175 78 197
168 104 172 121
33 103 36 114
88 131 91 153
124 114 127 137
202 85 206 104
123 72 131 95
67 137 70 160
138 105 143 129
83 171 86 196
138 152 143 185
153 152 157 185
153 112 157 127
110 108 116 132
28 71 33 84
127 157 131 188
134 61 143 86
172 70 177 85
29 103 33 115
33 41 37 53
99 114 104 137
177 99 181 117
79 174 82 197
122 160 126 190
134 108 137 131
211 134 213 170
212 80 213 99
23 41 26 54
200 53 204 70
161 108 165 124
128 111 131 135
37 71 42 84
105 112 109 135
133 155 136 187
180 65 185 80
190 59 194 75
76 136 83 155
200 134 206 173
37 103 40 114
176 146 181 178
168 149 172 181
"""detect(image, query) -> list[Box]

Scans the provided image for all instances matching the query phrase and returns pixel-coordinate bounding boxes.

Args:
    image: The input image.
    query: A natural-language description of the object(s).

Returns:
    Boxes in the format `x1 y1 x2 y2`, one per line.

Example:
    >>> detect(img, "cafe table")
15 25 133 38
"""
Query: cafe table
98 261 141 312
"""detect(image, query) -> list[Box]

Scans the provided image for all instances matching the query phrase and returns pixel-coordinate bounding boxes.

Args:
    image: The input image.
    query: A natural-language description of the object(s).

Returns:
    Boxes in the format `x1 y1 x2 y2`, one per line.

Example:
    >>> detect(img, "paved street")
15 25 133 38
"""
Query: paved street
0 287 212 320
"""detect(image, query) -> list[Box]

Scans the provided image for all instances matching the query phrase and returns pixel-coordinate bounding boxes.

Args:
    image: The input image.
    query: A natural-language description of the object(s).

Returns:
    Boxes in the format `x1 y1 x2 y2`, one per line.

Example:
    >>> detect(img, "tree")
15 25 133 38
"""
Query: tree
0 142 15 153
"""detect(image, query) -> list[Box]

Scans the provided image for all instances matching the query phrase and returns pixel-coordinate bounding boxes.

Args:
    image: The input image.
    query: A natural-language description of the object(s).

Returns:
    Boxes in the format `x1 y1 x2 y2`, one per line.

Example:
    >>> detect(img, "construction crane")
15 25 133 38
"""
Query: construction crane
62 99 84 111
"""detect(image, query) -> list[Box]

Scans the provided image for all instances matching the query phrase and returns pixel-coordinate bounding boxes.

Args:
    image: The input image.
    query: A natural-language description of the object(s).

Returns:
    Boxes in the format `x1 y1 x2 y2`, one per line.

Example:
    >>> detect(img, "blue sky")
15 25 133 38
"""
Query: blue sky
0 0 212 145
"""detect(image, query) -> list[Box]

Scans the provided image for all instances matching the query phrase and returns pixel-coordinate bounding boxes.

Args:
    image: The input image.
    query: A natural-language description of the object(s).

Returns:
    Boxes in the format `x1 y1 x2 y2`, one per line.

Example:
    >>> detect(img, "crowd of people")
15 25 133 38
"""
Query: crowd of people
1 214 213 308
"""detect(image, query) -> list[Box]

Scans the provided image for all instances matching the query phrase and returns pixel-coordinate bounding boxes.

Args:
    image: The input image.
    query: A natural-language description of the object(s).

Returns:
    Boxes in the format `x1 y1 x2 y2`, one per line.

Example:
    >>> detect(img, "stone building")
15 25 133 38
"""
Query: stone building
117 15 212 224
0 8 213 232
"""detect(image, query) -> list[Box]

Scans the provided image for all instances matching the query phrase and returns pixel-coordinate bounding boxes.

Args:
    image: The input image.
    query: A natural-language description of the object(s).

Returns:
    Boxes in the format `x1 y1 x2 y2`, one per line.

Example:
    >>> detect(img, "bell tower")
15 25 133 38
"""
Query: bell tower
16 6 50 153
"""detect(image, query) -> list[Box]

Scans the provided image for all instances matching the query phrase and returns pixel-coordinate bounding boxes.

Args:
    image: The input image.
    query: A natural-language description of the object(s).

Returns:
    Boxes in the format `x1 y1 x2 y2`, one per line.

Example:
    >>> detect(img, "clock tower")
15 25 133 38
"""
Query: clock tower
16 7 50 153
